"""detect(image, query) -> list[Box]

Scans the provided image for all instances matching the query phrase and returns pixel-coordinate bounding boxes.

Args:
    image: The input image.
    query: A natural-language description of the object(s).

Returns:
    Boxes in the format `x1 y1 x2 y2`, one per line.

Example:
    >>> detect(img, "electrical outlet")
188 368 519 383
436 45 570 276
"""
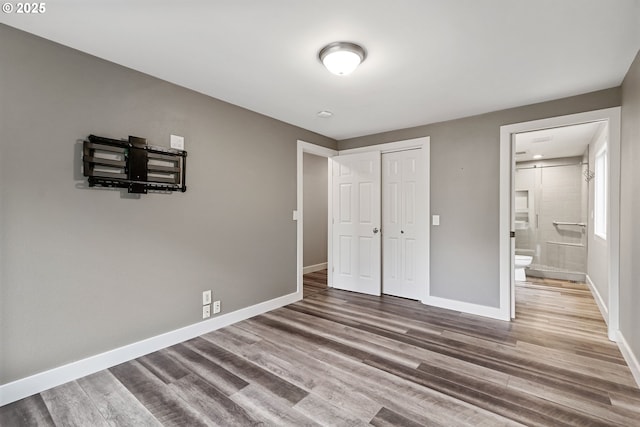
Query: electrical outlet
202 304 211 319
213 300 221 314
202 290 211 305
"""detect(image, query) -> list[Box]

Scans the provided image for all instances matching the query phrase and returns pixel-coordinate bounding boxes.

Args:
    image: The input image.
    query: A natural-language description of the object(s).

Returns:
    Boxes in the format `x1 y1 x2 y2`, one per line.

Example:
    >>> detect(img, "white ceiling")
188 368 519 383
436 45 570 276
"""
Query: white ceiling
514 121 603 162
2 1 639 140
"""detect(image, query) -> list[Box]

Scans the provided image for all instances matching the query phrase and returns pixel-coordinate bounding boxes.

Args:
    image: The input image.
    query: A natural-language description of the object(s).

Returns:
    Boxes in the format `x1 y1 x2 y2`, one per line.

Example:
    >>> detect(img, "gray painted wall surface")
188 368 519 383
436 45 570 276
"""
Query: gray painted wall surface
303 153 328 267
0 25 336 384
339 88 621 307
587 126 609 306
620 50 640 370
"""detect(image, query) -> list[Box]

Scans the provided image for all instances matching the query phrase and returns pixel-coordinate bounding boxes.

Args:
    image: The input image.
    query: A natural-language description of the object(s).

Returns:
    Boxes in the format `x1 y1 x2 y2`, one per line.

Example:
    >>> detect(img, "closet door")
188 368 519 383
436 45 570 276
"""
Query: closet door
382 149 425 300
332 151 382 296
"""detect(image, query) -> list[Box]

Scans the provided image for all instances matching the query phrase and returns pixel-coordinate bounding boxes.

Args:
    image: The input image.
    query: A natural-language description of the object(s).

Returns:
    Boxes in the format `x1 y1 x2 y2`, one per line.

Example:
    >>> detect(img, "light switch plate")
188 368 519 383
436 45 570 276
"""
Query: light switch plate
170 134 184 150
432 215 440 226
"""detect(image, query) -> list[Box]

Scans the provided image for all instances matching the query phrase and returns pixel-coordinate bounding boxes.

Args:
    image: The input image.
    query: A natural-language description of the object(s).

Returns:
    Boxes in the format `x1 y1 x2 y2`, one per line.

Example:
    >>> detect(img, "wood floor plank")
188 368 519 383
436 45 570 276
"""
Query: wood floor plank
109 360 211 427
292 393 370 426
609 391 640 414
232 340 321 391
311 347 521 427
370 407 442 427
266 309 423 368
367 357 610 427
167 374 259 426
77 370 162 427
40 381 110 427
137 349 191 384
308 375 382 421
507 375 640 426
164 343 249 396
0 395 55 427
183 336 309 405
229 384 320 427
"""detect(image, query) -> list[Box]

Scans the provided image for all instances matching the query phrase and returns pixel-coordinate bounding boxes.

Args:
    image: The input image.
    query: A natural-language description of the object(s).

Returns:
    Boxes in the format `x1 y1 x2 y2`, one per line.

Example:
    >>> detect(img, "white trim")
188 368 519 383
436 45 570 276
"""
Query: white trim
0 291 301 406
422 296 509 321
339 136 429 155
297 140 338 295
500 107 621 339
303 262 328 274
616 331 640 389
586 274 608 325
327 157 334 288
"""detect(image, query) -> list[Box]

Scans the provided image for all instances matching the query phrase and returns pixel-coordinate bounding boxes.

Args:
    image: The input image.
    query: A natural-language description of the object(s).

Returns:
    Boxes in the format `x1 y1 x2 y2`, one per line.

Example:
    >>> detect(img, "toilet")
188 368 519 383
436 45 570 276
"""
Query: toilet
515 255 533 281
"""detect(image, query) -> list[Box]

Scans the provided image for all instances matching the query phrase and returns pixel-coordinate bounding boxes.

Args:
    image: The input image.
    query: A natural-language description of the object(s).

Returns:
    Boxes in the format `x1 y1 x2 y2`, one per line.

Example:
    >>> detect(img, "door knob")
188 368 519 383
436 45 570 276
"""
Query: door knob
373 227 380 234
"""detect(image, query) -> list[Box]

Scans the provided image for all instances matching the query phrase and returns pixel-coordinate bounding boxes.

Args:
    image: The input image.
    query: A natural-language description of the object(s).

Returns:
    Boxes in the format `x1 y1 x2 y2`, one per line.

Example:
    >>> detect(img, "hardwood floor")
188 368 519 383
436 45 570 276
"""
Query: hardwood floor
303 269 328 297
2 274 639 426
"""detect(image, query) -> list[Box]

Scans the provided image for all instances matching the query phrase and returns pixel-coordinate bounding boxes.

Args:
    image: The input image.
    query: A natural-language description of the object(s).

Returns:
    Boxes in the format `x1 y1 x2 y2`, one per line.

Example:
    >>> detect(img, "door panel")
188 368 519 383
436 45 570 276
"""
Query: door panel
332 151 381 296
382 149 426 300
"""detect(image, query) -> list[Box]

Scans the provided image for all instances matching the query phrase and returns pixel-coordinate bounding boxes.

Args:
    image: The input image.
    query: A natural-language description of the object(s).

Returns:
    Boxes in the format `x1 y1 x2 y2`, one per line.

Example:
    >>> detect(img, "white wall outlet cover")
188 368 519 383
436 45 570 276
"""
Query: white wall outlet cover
292 210 299 221
432 215 440 226
202 305 211 319
170 134 184 150
213 300 221 314
202 290 212 305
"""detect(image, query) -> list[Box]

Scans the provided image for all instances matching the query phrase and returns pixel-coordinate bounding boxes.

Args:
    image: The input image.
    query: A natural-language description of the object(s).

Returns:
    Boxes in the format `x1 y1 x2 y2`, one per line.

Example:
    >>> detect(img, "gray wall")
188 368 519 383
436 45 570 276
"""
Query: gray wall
0 25 336 384
587 126 609 306
303 153 328 268
339 88 621 307
620 50 640 372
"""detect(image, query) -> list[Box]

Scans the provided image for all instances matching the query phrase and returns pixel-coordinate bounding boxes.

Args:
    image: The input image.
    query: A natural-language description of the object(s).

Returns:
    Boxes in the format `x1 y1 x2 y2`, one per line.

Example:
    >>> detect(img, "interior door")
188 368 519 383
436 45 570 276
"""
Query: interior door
331 151 381 296
382 149 425 300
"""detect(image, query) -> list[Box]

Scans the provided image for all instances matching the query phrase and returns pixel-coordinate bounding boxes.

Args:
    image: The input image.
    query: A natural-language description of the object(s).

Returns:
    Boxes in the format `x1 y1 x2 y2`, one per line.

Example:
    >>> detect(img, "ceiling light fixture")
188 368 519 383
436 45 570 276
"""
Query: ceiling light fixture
533 154 543 159
317 110 333 118
319 42 366 76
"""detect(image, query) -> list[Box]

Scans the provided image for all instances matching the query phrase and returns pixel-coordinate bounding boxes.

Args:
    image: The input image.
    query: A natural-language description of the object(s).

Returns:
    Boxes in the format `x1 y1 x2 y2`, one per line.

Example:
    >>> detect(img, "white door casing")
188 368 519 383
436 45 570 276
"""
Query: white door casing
500 107 621 333
382 149 426 300
332 151 382 296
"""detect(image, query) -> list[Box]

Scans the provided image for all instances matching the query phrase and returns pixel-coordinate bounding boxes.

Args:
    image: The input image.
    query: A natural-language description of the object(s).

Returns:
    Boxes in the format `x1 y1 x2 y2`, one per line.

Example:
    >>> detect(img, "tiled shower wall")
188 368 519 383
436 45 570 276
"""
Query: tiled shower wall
515 156 588 273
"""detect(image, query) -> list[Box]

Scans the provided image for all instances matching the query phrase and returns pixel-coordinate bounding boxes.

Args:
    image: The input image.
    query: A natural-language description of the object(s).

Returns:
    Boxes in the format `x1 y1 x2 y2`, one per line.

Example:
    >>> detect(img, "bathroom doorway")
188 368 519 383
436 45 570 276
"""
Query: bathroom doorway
499 107 621 341
513 122 602 283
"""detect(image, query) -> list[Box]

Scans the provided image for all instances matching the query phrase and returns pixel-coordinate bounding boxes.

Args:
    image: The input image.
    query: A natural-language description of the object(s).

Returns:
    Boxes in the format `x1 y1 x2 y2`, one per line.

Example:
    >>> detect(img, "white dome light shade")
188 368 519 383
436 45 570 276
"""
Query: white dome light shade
319 42 366 76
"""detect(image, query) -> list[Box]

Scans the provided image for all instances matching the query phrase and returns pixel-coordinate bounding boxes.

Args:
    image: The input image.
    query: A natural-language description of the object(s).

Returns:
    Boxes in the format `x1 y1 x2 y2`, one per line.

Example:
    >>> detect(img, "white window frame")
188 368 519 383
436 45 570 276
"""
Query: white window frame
594 145 607 240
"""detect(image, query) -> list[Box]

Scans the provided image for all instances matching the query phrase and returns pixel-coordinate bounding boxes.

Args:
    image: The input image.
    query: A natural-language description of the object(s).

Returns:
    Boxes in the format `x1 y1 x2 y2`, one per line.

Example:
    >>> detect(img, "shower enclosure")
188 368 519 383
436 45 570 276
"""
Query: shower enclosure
514 156 588 282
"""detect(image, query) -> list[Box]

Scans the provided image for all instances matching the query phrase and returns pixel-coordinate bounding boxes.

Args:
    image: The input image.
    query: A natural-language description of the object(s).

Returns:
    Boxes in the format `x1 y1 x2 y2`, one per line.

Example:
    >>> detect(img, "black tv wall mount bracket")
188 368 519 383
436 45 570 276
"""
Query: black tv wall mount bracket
83 135 187 194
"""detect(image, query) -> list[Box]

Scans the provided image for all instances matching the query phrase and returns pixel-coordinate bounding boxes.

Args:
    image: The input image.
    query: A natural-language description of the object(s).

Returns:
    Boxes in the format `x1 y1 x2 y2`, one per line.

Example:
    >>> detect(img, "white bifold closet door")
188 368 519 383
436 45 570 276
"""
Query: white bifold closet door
331 151 382 296
382 149 426 300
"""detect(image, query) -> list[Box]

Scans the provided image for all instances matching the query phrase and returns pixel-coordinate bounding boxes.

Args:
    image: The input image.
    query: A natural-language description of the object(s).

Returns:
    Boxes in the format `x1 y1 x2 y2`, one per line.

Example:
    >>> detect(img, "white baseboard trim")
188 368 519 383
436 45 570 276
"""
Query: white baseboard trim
616 330 640 389
422 295 510 321
303 262 327 274
586 274 609 325
0 291 301 407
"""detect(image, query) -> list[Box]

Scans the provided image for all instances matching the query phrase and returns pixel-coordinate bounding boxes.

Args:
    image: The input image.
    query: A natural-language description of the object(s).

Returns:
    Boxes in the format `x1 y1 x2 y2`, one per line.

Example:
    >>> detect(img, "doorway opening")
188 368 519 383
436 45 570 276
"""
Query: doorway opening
513 121 605 283
500 107 621 340
296 141 337 299
302 151 330 297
